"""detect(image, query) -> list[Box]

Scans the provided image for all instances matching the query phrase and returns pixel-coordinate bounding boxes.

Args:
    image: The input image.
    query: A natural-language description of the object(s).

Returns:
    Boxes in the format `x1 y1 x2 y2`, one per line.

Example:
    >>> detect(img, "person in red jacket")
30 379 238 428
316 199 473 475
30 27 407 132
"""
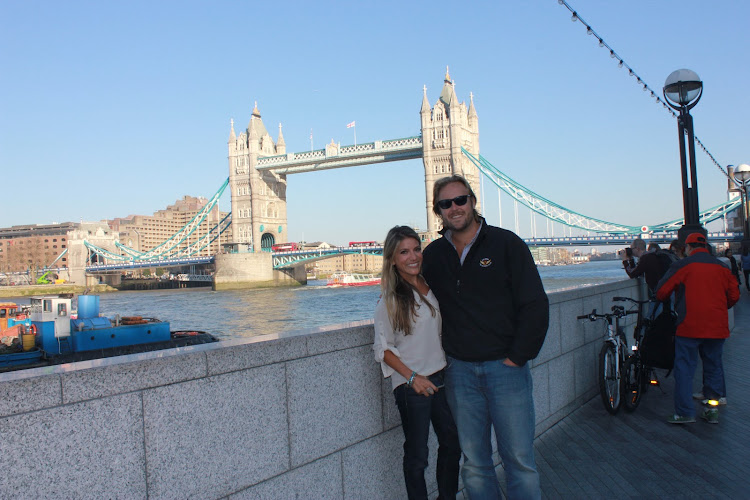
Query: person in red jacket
656 232 739 424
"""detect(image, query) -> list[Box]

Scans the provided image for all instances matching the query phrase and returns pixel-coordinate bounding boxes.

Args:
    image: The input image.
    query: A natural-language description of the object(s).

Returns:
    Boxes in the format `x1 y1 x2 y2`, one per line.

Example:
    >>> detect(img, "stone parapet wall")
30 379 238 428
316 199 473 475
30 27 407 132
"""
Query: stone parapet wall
0 279 641 498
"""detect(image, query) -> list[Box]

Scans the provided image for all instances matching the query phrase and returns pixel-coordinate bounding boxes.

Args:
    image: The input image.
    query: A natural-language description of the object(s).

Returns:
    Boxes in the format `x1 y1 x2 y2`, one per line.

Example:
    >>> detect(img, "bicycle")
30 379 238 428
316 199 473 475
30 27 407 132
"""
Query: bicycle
613 296 663 412
577 305 636 414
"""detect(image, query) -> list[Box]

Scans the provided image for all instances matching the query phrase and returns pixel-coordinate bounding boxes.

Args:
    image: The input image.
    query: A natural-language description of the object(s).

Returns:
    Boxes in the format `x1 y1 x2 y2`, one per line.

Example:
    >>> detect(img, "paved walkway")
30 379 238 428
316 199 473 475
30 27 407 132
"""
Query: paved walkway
533 292 750 499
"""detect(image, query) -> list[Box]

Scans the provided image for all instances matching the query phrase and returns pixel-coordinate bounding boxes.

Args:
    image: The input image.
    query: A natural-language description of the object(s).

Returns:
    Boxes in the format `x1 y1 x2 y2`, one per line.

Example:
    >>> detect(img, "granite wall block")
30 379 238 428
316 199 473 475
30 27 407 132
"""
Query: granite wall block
305 323 372 356
1 393 146 499
287 346 382 467
61 351 207 403
0 372 61 417
536 303 562 365
143 365 289 499
548 354 576 415
532 362 551 425
341 429 407 500
206 336 307 375
228 454 343 500
574 342 599 398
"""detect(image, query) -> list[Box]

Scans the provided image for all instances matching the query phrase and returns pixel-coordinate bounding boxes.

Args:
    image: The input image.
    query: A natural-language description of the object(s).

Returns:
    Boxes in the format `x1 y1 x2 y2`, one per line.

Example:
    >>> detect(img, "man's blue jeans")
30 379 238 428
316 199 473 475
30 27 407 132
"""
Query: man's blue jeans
445 356 540 500
673 336 726 417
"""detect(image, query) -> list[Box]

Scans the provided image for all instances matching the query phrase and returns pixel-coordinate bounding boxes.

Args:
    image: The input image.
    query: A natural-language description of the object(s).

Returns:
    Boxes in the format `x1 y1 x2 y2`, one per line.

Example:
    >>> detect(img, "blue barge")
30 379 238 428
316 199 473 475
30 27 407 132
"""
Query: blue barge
0 294 216 371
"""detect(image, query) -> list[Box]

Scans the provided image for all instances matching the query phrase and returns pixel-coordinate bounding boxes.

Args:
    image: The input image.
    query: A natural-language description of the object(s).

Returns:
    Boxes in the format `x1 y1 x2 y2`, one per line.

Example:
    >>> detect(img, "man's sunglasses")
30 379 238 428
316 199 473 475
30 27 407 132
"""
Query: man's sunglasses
437 195 471 210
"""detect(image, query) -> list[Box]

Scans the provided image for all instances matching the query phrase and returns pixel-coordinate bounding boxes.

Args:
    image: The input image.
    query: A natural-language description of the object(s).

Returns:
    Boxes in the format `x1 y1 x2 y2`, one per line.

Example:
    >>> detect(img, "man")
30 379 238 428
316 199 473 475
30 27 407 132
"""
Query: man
622 238 670 297
422 175 548 499
656 232 739 424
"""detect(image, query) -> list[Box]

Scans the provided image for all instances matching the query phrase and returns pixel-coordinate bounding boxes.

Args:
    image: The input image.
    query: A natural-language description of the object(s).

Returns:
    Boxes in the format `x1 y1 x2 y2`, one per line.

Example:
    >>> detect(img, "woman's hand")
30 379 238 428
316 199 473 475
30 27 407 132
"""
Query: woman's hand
410 374 438 397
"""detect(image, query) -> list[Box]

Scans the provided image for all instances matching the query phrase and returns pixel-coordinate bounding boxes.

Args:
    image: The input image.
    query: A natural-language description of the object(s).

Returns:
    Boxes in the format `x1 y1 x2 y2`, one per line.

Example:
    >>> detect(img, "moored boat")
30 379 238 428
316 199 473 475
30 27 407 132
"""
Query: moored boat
0 294 217 372
326 272 381 287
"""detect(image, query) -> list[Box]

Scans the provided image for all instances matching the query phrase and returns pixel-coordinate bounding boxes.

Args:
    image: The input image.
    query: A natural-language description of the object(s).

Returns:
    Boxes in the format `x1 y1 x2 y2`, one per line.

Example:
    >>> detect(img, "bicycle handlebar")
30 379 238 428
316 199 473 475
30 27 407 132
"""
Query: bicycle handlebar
576 307 638 321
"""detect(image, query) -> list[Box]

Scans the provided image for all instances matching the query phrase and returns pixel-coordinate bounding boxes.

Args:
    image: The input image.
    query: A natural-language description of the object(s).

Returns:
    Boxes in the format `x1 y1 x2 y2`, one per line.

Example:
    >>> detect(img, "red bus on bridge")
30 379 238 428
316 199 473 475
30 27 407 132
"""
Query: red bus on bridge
272 242 299 252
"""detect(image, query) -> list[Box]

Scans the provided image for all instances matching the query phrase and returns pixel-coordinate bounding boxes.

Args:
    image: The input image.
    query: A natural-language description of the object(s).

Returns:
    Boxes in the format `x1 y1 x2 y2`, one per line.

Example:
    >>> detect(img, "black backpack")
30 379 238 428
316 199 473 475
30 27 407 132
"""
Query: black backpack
654 249 678 281
640 305 676 370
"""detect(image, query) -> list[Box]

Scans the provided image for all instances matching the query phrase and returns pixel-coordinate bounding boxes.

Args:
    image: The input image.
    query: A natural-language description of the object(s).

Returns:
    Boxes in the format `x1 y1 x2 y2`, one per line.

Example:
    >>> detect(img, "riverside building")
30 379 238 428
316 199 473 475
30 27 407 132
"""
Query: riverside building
108 195 230 257
0 222 76 273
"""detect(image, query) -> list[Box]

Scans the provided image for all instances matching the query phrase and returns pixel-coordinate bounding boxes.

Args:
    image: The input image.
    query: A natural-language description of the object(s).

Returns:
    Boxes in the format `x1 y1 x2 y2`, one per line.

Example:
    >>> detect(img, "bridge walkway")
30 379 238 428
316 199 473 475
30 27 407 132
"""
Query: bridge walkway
529 293 750 499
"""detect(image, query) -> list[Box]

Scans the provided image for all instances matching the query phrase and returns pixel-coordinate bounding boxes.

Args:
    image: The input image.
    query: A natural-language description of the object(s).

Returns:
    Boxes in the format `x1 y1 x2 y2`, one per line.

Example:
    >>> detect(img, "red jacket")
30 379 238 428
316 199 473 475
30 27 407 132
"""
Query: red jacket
655 248 739 339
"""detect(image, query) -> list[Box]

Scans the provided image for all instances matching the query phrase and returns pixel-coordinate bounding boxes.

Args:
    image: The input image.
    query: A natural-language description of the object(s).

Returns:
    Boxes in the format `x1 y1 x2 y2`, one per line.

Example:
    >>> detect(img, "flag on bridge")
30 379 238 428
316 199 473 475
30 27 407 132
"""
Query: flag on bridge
346 121 355 128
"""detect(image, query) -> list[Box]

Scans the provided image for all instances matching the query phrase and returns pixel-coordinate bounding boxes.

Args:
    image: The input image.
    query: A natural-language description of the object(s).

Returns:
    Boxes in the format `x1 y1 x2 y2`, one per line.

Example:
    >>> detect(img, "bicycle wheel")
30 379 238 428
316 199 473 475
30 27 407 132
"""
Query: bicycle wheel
598 342 622 414
622 355 646 412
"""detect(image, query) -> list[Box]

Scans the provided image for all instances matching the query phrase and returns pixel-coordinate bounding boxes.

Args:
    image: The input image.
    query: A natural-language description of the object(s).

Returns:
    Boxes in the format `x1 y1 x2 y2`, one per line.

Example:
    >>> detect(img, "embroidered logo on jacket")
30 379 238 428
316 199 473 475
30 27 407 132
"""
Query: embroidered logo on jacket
479 258 492 268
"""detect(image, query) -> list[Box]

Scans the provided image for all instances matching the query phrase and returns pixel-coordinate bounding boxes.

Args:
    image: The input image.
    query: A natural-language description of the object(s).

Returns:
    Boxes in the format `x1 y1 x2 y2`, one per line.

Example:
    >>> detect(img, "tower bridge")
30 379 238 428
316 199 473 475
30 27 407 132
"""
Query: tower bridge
228 67 480 253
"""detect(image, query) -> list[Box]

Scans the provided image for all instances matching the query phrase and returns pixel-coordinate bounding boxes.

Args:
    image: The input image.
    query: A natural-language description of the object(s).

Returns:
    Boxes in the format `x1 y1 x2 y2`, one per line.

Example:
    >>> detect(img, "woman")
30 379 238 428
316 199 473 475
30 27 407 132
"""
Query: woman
669 239 686 260
373 226 460 500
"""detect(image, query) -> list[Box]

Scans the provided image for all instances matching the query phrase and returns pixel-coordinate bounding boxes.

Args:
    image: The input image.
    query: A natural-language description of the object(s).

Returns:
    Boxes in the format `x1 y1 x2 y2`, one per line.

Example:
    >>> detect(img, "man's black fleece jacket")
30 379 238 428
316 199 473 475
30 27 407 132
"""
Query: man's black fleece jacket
422 220 549 366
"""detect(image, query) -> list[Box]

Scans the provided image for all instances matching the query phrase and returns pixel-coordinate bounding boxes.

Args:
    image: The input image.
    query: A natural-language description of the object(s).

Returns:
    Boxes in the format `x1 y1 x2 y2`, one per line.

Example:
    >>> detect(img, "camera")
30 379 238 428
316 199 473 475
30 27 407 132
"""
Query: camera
617 247 633 259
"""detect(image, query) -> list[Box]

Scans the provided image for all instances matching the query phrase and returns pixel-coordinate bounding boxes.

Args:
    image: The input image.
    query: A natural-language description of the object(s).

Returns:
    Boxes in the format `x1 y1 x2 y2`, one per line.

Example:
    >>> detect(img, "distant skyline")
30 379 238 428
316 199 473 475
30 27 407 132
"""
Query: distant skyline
2 1 749 246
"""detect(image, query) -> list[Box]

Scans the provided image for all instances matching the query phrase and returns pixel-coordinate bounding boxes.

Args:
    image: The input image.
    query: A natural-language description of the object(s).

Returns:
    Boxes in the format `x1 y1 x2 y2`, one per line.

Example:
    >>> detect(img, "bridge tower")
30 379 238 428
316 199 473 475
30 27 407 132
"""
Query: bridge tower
421 68 480 238
227 103 288 252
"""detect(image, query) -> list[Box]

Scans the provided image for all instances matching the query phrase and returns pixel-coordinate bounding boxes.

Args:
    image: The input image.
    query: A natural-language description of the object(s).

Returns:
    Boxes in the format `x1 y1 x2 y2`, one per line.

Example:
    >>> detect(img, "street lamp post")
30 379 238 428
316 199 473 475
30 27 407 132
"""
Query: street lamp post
733 164 750 249
663 69 704 242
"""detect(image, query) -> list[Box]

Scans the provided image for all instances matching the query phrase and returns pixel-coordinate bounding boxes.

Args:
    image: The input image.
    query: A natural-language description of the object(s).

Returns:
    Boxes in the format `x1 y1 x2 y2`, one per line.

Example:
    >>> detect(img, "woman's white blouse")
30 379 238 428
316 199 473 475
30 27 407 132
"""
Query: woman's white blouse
373 289 447 390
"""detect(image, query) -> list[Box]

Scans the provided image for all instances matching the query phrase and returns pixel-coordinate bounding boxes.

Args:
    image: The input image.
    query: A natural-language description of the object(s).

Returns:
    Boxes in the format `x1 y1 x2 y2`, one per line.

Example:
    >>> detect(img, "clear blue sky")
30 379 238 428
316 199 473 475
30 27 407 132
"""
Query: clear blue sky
2 1 748 245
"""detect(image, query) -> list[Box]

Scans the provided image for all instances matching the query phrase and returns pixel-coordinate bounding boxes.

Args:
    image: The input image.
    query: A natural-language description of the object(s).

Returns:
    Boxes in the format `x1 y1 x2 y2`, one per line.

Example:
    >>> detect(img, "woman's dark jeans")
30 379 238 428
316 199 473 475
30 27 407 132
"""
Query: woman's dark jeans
393 370 461 500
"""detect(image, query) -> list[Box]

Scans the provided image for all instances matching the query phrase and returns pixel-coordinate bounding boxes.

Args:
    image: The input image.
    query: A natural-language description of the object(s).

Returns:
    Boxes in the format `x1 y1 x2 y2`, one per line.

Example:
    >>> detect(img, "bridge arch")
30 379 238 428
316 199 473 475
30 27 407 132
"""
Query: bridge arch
260 233 275 252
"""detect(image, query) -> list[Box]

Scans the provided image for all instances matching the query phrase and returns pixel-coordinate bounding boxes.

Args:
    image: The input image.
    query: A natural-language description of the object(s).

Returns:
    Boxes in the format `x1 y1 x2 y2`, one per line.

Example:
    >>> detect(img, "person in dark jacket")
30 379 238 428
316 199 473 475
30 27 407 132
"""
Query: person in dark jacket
724 248 741 288
656 233 739 424
622 238 664 297
422 174 548 500
742 247 750 292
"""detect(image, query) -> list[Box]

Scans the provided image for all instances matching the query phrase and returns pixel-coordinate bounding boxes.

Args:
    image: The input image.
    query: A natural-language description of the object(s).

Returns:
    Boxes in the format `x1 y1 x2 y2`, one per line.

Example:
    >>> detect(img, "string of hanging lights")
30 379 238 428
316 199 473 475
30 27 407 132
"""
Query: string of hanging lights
557 0 729 180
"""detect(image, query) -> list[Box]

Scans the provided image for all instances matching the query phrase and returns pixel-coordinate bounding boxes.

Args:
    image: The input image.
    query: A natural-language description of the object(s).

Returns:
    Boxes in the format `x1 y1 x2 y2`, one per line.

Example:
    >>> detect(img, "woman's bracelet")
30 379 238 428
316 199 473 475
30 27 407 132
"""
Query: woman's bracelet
407 371 417 387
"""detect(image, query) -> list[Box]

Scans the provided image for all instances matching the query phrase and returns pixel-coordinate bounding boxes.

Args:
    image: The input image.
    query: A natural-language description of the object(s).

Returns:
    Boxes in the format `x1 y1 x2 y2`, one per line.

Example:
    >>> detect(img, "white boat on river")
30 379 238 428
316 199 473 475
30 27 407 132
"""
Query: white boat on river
326 272 381 287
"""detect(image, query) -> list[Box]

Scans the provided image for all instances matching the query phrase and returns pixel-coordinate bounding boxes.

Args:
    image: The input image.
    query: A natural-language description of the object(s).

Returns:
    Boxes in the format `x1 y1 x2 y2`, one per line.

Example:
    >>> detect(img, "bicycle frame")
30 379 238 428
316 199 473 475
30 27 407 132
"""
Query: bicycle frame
578 305 633 414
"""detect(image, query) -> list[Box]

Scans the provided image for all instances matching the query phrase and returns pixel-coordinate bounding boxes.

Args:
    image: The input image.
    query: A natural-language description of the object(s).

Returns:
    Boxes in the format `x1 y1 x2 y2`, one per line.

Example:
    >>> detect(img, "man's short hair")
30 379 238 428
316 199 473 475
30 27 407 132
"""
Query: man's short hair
685 232 707 248
432 175 478 216
631 238 647 251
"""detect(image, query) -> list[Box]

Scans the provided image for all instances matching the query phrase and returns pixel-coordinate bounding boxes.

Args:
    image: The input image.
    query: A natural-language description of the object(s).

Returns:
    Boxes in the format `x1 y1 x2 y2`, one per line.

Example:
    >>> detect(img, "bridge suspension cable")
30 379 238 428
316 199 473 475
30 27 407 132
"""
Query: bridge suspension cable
84 178 231 263
556 0 729 180
462 148 741 235
463 148 640 234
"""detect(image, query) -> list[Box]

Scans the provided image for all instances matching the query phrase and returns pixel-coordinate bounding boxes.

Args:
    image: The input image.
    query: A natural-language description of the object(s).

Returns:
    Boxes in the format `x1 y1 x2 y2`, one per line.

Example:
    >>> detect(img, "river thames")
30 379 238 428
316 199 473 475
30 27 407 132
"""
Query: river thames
7 260 624 341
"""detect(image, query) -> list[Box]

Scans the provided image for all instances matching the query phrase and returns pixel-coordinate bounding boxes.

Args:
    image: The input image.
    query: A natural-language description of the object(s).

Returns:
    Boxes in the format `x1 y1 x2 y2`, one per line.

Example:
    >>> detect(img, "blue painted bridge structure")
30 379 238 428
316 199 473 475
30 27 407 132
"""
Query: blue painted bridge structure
84 232 743 273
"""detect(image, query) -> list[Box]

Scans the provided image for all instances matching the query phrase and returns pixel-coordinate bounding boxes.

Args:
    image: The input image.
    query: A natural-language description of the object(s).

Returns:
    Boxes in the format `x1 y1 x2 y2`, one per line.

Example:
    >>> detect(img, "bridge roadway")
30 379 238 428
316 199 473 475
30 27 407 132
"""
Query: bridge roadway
529 294 750 499
524 231 743 247
255 136 423 175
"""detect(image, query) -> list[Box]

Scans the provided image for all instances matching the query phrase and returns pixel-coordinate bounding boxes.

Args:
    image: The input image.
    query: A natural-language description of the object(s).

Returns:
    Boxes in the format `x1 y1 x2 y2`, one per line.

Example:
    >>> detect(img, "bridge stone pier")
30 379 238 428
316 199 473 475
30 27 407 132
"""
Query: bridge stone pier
213 252 306 290
227 68 481 248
